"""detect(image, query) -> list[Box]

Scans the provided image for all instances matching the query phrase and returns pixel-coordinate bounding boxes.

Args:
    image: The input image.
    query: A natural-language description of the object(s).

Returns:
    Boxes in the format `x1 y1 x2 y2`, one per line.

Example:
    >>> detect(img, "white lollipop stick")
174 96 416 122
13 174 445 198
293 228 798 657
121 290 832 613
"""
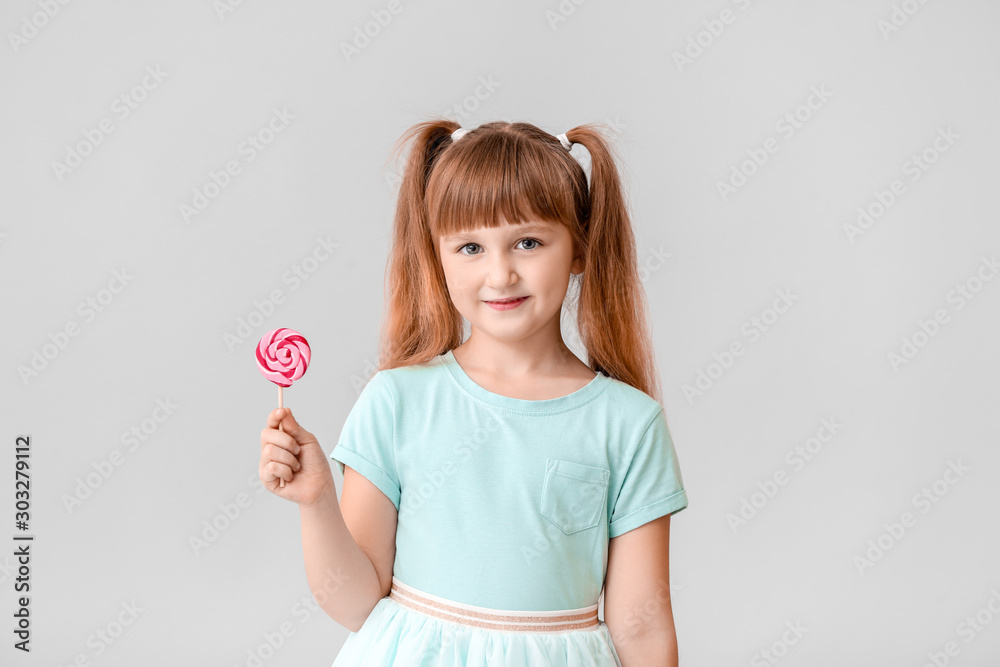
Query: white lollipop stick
278 385 286 488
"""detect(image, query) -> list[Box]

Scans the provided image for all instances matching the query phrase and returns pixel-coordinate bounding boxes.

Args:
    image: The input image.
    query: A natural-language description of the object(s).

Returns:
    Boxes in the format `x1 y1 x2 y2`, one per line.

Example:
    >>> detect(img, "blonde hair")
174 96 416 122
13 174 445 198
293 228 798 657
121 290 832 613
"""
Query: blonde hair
375 118 662 403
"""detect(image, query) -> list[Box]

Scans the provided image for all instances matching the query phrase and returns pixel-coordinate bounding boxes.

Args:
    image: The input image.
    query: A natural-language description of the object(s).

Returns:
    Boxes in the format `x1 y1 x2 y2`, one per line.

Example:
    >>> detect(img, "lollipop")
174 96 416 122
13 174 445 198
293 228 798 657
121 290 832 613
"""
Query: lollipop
256 328 311 488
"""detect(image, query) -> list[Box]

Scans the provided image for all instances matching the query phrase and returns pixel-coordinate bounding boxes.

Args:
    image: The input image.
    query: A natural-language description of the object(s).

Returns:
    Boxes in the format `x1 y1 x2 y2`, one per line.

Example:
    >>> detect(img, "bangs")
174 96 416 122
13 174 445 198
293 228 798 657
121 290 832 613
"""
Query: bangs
424 128 586 239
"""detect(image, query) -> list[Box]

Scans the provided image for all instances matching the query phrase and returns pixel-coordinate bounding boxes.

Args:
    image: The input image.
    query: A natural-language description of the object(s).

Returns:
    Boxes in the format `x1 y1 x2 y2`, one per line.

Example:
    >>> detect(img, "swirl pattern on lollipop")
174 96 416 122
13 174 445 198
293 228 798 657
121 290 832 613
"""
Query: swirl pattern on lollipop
256 328 310 388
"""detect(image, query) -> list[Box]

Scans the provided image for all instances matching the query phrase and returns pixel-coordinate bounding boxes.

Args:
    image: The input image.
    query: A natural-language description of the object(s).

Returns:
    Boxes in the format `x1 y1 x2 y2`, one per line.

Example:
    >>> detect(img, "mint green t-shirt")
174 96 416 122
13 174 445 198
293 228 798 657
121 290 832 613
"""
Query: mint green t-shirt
329 349 688 612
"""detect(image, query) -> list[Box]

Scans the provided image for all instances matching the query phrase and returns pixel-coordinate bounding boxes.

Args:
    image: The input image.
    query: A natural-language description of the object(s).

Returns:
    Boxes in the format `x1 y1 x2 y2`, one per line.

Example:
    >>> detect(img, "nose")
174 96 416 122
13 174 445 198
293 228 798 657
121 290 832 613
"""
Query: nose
484 251 518 289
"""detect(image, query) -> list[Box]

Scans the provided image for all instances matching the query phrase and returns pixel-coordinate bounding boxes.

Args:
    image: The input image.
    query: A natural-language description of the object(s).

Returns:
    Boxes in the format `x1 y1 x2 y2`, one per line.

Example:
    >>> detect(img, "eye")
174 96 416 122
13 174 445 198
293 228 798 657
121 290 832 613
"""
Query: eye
455 238 542 257
455 238 543 256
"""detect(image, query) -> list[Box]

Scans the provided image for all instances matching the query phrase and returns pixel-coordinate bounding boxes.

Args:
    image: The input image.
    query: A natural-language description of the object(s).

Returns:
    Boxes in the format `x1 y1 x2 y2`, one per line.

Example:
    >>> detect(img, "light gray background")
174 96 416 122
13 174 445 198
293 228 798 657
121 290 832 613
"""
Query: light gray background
2 1 999 665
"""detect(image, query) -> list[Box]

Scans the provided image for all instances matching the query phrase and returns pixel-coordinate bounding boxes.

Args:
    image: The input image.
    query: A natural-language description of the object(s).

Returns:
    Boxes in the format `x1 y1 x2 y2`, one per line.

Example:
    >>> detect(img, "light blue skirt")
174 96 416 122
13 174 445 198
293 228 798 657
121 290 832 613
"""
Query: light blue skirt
331 577 622 666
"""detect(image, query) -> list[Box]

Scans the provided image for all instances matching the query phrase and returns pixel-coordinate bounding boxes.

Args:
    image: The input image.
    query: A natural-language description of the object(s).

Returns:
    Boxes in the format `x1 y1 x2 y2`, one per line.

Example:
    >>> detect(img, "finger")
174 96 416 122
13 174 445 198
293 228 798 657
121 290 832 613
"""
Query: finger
260 426 300 455
266 460 294 483
264 443 301 471
259 461 279 485
273 407 309 440
266 408 287 429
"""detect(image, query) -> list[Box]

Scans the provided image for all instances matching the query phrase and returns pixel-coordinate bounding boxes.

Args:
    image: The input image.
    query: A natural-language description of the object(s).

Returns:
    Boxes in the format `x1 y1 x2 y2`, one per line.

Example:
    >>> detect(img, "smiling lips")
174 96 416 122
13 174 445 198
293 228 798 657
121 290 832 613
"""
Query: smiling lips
484 296 529 310
485 296 525 303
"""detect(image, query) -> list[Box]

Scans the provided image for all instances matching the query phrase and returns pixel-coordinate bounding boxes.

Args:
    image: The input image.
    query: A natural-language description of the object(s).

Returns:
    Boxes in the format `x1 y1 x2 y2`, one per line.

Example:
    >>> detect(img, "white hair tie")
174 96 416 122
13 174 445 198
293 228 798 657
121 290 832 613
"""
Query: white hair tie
450 127 591 191
555 132 591 191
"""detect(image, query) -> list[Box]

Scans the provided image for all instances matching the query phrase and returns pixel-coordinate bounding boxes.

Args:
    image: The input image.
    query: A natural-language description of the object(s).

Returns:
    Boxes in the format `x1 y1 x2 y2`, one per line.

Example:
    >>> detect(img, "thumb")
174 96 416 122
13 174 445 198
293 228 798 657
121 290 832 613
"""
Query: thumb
276 408 311 440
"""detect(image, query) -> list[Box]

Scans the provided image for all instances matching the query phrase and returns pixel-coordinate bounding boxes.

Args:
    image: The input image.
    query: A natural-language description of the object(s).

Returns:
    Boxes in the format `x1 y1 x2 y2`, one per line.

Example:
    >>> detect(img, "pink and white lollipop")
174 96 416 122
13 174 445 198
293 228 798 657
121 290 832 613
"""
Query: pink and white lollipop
256 328 311 487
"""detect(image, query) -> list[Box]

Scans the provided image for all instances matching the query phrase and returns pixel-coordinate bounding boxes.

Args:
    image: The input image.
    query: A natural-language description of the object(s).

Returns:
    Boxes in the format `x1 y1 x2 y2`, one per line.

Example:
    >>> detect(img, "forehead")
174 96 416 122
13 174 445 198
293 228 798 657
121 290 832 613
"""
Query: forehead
441 221 557 240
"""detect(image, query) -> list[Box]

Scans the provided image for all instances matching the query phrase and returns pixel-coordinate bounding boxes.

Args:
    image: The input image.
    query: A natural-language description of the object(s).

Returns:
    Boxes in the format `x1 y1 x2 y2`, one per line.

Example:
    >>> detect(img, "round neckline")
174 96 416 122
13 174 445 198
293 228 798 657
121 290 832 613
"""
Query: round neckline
441 348 609 414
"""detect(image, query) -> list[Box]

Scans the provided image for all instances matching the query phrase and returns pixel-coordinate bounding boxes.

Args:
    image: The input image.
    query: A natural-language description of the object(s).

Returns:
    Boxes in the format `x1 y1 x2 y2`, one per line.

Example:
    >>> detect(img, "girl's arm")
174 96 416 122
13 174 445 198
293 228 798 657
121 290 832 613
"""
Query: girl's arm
300 467 398 632
603 514 679 667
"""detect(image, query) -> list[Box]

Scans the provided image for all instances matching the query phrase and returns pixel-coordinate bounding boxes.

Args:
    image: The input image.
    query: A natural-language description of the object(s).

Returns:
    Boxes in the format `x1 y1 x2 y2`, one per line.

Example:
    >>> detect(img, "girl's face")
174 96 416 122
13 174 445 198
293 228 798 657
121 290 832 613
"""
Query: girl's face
436 218 584 349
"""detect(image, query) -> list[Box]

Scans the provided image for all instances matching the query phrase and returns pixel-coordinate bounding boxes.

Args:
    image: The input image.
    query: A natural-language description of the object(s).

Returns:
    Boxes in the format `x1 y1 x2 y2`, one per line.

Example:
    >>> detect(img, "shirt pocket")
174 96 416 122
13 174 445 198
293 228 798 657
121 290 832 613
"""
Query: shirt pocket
540 458 610 535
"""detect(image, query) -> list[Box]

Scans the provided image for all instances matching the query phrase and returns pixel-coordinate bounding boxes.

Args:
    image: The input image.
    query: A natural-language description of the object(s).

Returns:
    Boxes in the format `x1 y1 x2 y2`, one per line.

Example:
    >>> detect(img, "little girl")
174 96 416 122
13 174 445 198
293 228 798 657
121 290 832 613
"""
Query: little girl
259 119 689 666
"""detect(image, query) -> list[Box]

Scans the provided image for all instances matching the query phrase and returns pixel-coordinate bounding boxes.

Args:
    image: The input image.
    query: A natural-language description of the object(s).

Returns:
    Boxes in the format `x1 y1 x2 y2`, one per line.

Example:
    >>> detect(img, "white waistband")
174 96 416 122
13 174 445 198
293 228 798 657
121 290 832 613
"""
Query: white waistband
389 576 601 633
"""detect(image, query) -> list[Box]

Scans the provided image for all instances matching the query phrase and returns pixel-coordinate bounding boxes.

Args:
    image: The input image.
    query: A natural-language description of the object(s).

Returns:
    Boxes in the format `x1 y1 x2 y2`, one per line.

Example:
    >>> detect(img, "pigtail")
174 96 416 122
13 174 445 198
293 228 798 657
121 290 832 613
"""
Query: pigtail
563 125 663 404
377 120 464 370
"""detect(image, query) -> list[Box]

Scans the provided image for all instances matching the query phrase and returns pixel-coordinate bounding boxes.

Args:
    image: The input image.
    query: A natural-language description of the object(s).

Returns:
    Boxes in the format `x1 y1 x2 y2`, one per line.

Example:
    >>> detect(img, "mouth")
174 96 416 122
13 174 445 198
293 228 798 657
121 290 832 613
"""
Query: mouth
483 295 529 310
483 296 528 304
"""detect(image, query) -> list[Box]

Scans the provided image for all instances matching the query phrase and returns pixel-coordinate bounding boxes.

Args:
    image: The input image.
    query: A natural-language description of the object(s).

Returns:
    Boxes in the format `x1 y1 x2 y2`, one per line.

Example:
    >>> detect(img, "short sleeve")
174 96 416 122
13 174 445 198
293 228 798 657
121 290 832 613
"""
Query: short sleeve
329 371 400 511
609 407 688 538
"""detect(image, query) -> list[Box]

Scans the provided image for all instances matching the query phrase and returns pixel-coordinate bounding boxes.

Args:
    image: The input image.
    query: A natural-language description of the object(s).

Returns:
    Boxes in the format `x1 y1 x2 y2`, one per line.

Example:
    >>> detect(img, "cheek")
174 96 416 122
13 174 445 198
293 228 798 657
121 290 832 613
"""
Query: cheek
442 267 475 296
438 258 458 286
537 265 570 293
449 271 472 292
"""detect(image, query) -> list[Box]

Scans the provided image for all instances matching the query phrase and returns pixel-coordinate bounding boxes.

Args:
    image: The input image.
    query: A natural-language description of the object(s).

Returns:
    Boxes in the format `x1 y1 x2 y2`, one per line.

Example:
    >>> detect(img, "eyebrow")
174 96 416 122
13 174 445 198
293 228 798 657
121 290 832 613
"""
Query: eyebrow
442 222 554 241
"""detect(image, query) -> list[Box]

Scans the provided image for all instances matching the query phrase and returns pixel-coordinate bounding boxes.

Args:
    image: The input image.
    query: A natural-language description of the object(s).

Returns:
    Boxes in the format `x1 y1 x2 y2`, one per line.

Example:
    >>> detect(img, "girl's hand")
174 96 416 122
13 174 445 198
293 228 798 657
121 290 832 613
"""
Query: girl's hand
259 408 336 507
